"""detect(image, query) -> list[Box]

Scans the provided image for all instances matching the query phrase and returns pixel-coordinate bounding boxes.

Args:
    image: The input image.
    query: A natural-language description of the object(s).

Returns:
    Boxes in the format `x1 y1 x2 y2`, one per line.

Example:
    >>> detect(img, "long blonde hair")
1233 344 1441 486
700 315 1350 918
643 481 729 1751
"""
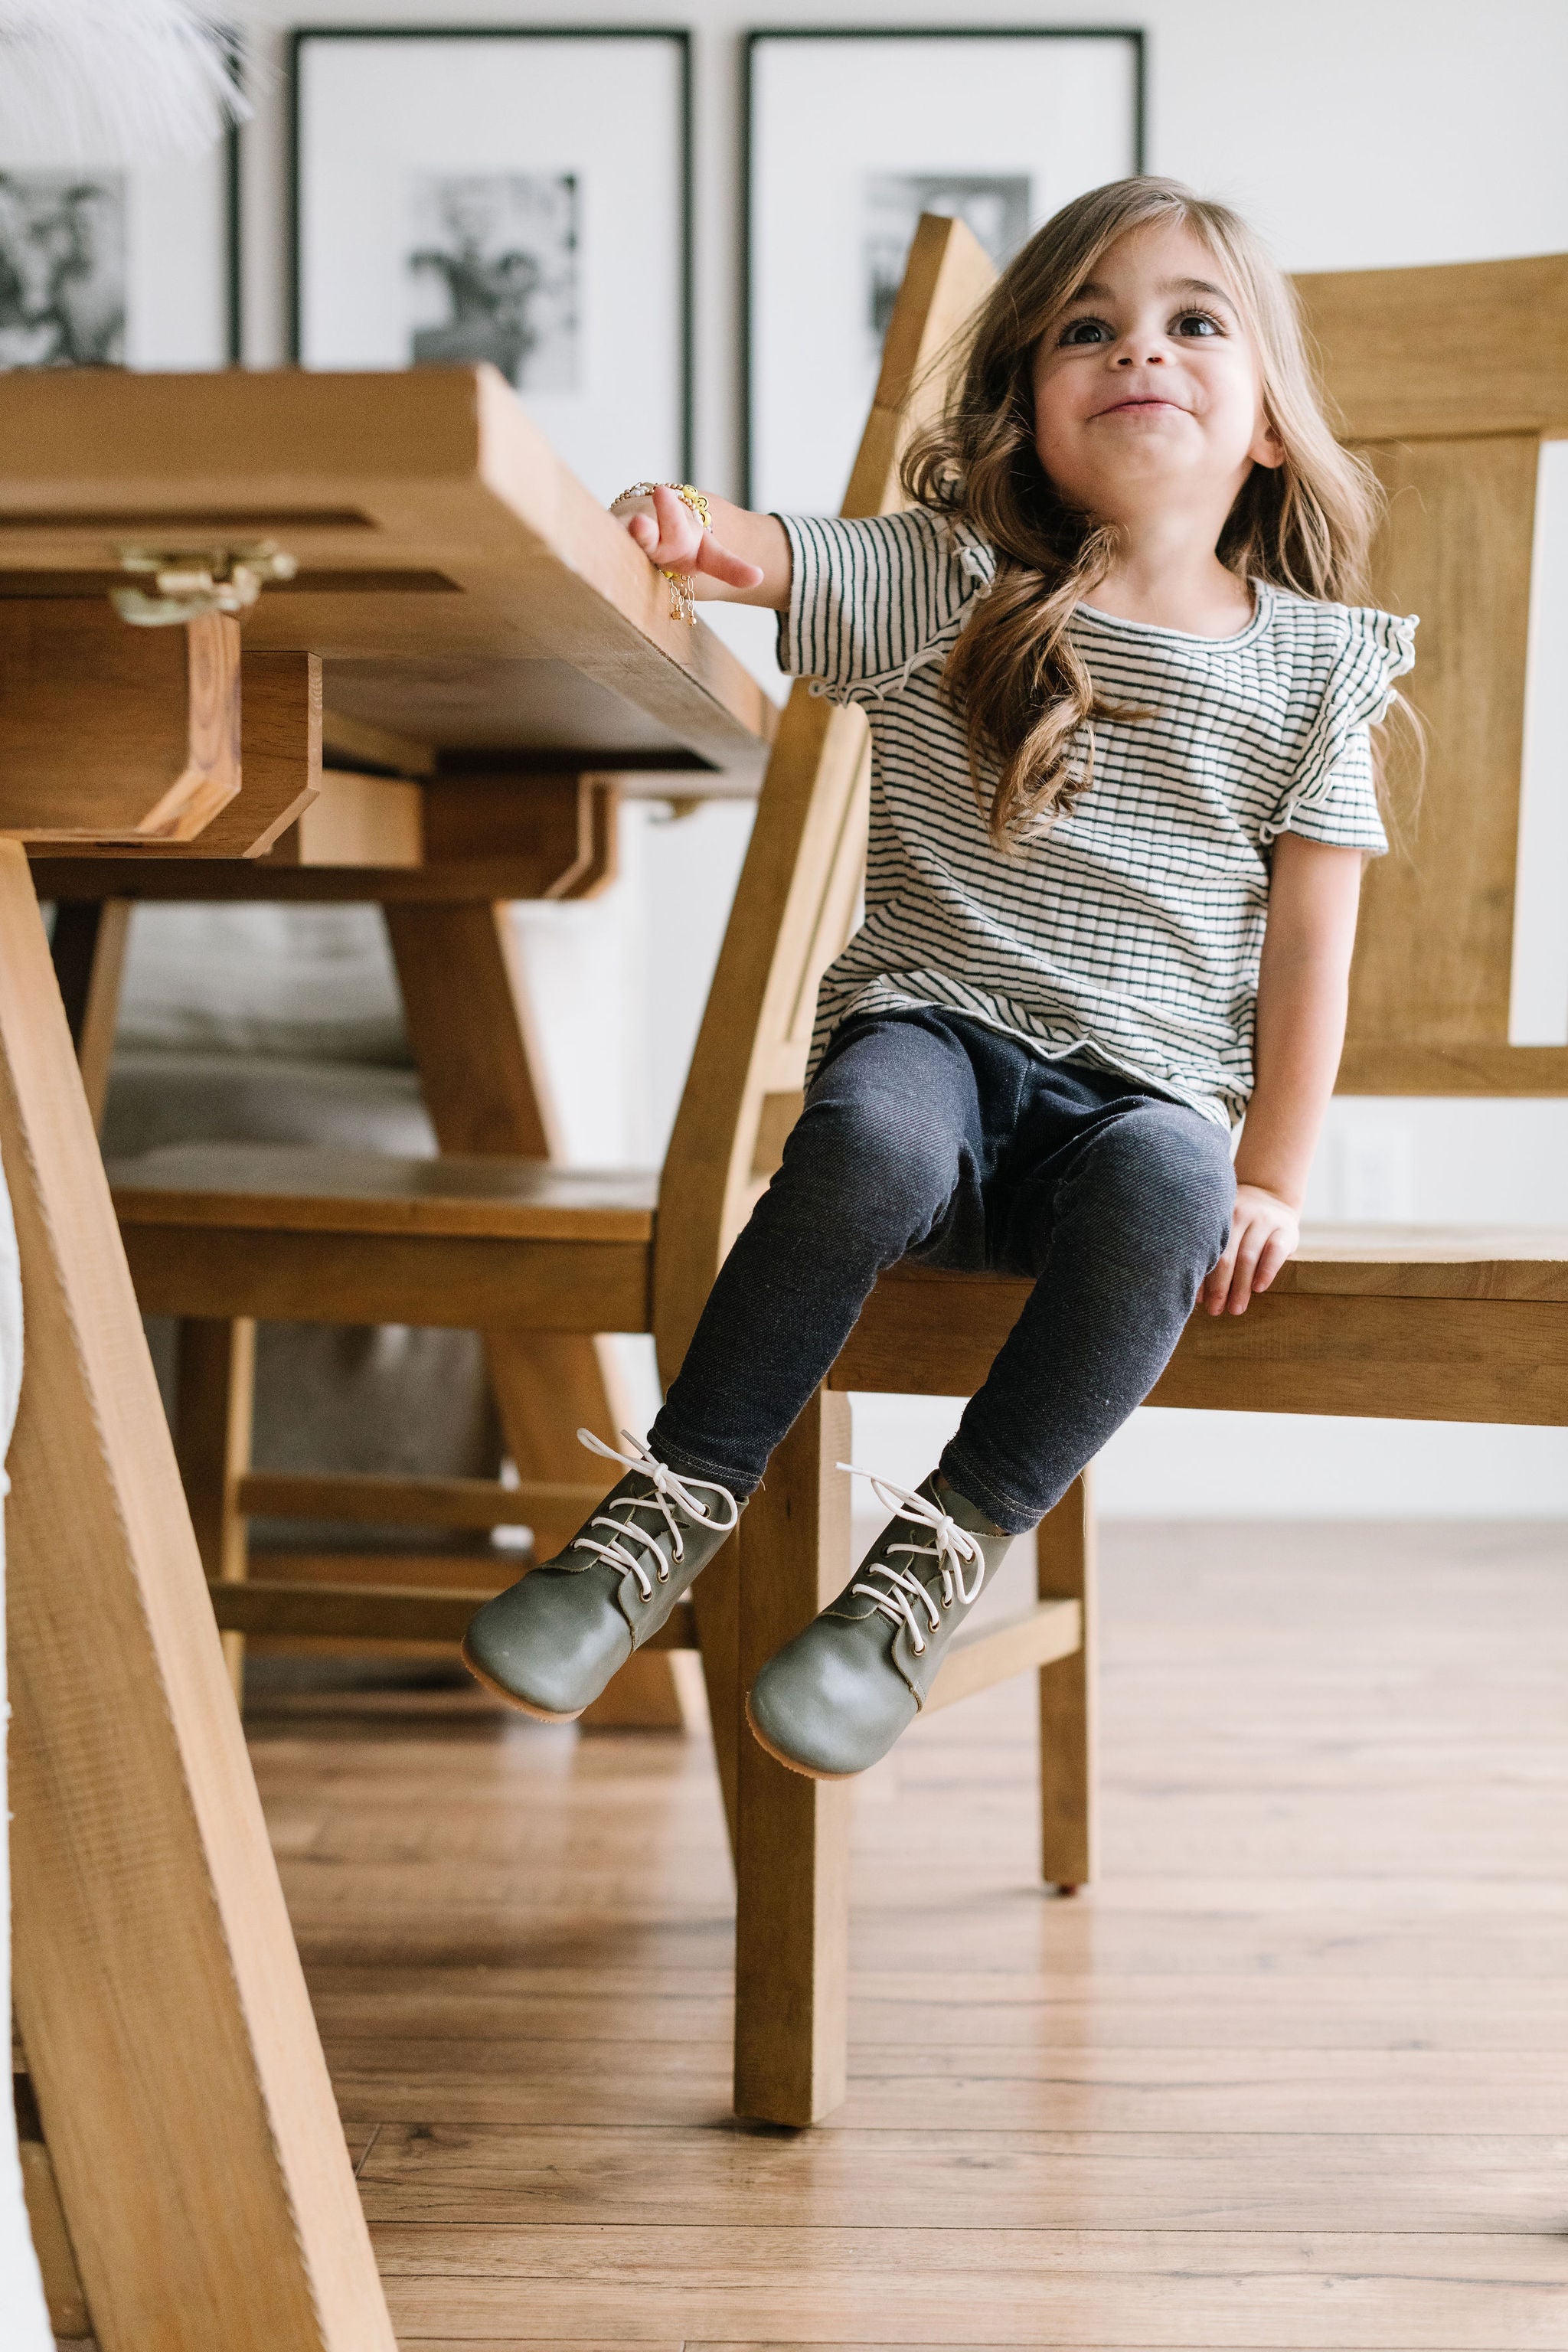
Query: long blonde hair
903 176 1383 848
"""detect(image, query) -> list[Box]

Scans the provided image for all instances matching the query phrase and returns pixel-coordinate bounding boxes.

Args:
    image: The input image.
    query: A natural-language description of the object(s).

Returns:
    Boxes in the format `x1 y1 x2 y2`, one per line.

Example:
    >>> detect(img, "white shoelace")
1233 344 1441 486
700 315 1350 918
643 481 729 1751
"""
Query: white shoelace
574 1428 739 1604
838 1465 989 1658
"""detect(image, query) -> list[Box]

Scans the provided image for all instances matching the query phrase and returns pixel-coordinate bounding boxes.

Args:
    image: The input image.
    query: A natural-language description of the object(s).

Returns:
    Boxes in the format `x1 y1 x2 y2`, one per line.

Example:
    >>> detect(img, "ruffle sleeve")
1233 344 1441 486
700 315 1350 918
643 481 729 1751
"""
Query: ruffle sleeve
1263 604 1417 854
776 507 994 706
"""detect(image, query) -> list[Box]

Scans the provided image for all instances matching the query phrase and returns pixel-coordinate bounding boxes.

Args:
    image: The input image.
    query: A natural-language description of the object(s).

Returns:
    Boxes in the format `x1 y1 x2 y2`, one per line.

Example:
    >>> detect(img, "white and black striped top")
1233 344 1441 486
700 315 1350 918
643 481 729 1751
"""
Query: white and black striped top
779 507 1416 1129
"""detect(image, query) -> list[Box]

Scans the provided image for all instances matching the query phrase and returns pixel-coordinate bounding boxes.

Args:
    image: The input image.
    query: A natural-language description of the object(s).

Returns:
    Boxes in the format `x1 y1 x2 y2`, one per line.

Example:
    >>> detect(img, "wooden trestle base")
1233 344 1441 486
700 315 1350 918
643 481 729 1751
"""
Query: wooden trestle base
0 840 395 2350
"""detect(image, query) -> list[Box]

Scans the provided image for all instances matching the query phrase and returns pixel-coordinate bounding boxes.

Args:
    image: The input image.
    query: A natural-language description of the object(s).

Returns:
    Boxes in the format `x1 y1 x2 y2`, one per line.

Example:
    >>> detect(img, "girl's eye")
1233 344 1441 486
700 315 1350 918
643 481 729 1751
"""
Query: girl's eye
1059 316 1112 346
1175 309 1223 337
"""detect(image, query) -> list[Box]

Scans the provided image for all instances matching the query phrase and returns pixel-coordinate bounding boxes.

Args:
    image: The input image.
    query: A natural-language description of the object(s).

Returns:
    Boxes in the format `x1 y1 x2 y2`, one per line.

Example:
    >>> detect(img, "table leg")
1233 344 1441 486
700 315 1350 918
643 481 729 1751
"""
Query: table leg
384 900 688 1729
0 842 393 2352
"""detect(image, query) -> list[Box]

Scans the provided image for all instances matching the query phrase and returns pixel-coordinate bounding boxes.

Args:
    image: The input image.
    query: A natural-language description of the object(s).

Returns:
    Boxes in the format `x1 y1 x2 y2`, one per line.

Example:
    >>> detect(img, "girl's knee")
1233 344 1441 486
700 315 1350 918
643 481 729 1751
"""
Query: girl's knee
1080 1105 1235 1265
784 1089 959 1236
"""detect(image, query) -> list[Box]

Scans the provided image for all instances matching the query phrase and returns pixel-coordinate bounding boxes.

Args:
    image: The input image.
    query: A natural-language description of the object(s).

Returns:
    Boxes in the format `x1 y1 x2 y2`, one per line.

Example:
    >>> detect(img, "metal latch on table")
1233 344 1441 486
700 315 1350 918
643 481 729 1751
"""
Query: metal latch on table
113 541 298 626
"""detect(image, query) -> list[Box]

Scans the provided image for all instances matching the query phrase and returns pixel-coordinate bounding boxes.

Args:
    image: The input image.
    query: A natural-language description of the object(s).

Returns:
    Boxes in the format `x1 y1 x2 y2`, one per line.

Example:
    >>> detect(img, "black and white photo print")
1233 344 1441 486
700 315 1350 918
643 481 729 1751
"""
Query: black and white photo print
0 170 126 367
407 172 580 392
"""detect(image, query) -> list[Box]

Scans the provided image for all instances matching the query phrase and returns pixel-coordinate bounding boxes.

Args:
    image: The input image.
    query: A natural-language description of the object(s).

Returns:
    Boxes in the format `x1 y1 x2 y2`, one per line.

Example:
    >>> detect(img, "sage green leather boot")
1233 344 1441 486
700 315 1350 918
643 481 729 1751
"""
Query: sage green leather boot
746 1468 1015 1779
462 1430 740 1721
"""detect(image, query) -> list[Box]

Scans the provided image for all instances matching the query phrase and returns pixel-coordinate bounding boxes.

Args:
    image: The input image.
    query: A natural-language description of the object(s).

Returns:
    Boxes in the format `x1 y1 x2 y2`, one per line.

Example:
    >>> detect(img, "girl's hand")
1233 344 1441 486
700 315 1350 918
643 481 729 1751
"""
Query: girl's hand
615 482 765 593
1201 1182 1299 1315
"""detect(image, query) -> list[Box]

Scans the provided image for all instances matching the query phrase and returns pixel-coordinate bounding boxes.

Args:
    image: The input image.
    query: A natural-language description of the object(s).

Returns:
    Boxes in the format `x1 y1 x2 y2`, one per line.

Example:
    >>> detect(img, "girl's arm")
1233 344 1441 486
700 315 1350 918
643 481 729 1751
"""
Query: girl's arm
611 482 792 609
1203 833 1365 1315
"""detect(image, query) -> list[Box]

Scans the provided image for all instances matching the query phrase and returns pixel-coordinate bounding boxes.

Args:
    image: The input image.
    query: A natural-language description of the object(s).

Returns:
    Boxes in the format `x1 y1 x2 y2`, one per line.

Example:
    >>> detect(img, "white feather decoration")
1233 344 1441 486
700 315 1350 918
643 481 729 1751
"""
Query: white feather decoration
0 0 249 166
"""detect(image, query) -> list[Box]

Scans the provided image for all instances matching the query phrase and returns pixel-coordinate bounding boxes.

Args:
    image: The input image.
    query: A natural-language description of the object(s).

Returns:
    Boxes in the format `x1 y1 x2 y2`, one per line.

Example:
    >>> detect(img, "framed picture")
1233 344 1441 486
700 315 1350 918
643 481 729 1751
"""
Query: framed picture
290 28 691 501
0 136 238 371
745 28 1145 511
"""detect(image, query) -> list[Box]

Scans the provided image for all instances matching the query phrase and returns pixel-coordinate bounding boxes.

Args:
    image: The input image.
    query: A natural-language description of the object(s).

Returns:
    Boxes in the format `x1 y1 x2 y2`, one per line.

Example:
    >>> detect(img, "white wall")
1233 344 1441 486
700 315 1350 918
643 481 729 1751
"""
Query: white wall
240 0 1568 1514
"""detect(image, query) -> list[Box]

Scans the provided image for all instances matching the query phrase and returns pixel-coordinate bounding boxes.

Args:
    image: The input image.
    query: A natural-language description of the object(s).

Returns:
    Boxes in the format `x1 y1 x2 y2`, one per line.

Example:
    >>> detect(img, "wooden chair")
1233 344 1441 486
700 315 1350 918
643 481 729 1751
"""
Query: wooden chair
750 249 1568 2122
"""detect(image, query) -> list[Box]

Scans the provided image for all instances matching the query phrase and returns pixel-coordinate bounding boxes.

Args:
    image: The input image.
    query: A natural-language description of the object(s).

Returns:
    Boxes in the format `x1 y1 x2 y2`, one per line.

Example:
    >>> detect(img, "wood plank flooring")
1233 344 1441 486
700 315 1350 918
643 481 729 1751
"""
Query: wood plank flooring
71 1517 1568 2347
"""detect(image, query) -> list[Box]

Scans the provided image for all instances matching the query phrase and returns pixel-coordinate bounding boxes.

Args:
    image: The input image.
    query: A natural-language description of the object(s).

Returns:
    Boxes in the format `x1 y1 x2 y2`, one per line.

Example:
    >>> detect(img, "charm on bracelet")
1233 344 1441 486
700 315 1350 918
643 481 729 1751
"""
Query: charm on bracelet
612 479 711 626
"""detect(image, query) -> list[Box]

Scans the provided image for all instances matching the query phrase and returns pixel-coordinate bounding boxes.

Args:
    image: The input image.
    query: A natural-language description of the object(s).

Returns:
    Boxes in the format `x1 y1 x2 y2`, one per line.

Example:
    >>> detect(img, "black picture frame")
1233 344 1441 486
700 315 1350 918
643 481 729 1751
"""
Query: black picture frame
288 24 693 483
743 24 1147 509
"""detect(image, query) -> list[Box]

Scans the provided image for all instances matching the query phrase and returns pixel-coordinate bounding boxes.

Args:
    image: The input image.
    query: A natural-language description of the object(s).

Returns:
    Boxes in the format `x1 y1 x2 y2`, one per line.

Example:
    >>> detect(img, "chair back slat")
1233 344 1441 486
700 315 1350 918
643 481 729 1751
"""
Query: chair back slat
1297 256 1568 1097
653 214 995 1376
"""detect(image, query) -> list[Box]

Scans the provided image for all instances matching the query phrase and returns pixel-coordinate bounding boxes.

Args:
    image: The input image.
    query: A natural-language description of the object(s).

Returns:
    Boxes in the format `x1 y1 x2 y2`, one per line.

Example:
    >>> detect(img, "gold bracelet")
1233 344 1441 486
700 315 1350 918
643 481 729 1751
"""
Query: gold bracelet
612 480 711 625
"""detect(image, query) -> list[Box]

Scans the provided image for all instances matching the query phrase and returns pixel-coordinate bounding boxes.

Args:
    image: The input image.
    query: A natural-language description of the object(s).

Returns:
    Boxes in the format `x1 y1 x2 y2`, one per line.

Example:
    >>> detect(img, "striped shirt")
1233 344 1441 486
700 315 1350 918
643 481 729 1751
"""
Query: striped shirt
779 507 1416 1129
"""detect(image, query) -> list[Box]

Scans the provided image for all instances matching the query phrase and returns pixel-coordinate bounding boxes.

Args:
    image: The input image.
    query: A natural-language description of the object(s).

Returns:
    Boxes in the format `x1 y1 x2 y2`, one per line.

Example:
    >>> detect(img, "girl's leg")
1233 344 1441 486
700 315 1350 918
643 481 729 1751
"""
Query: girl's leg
746 1091 1233 1779
941 1099 1235 1534
652 1011 985 1494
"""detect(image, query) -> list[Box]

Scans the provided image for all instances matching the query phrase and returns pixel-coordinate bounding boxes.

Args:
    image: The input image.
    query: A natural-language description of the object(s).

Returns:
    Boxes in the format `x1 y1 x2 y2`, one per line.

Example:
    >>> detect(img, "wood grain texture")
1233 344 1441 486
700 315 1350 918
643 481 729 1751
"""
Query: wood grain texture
734 1387 854 2125
0 840 393 2351
0 366 776 778
119 1220 652 1334
30 631 322 867
111 1144 657 1236
1295 252 1568 439
835 1259 1568 1423
0 600 240 841
419 774 616 900
1344 433 1536 1070
18 2135 89 2336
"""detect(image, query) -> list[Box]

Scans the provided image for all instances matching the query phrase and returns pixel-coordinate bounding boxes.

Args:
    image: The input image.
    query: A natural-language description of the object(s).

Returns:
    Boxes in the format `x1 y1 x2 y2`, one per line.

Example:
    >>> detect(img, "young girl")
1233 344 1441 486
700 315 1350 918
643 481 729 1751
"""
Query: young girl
463 175 1416 1779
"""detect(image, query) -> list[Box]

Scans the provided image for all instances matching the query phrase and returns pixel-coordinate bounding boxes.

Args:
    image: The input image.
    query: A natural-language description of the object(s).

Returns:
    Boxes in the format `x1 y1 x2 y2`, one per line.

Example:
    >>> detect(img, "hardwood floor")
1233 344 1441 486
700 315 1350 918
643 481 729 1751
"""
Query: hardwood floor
227 1522 1568 2344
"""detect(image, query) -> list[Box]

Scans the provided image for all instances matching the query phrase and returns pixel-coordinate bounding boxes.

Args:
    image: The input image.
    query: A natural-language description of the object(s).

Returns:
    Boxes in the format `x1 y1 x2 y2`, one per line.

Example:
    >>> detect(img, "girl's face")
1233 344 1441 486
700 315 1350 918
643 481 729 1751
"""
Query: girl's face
1030 220 1283 530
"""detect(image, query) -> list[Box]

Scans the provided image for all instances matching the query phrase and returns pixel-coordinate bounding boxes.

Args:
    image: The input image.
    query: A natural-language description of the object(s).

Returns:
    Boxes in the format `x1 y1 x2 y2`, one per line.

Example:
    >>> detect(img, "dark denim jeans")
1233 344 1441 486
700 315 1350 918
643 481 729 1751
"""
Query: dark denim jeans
652 1006 1235 1535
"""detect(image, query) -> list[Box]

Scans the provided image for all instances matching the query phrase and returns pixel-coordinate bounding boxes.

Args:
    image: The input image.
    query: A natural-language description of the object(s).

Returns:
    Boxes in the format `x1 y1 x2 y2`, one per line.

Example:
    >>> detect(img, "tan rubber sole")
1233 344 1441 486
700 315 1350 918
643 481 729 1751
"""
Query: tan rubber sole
460 1638 586 1725
743 1694 862 1782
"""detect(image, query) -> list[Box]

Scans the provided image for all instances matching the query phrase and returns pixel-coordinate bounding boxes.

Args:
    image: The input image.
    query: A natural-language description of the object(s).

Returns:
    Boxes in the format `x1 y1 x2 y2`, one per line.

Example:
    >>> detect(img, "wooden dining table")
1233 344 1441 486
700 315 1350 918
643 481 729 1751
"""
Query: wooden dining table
0 364 773 2350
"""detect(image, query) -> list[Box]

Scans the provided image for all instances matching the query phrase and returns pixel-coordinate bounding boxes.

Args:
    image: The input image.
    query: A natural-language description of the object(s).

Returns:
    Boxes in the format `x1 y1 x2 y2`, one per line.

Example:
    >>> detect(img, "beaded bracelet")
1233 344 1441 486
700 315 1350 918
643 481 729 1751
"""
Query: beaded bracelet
612 480 711 624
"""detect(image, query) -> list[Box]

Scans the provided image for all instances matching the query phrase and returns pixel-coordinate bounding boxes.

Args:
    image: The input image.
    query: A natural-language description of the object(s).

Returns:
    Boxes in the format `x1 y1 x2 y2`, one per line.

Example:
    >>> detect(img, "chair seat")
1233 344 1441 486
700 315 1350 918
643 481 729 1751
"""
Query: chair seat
109 1142 658 1331
109 1142 658 1238
836 1223 1568 1428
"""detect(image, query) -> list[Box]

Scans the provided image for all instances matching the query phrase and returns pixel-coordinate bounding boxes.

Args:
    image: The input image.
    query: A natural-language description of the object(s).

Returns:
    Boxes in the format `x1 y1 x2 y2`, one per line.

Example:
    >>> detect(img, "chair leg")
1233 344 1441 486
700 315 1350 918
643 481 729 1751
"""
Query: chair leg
175 1317 256 1707
1037 1466 1097 1890
734 1385 852 2125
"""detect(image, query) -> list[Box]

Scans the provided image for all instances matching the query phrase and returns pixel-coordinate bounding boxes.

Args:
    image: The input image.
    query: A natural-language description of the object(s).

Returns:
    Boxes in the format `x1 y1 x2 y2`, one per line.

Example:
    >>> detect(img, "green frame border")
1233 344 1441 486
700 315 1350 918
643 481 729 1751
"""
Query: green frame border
741 24 1148 506
287 24 694 477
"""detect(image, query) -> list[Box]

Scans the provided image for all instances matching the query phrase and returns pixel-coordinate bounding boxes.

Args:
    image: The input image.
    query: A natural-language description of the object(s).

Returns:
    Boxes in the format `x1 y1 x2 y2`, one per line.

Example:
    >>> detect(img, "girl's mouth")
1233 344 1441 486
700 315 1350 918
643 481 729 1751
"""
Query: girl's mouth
1098 396 1187 416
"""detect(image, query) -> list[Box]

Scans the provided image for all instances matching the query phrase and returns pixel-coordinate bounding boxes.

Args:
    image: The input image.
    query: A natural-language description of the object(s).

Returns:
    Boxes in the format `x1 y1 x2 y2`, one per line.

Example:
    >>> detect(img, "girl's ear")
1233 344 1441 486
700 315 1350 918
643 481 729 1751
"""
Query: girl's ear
1250 411 1287 472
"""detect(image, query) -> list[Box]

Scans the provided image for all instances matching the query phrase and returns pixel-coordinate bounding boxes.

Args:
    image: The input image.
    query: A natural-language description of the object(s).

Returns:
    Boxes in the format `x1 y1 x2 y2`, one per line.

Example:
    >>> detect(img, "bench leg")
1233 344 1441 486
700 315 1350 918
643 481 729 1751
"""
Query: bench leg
734 1385 852 2124
386 899 690 1732
175 1315 256 1706
1037 1466 1096 1890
